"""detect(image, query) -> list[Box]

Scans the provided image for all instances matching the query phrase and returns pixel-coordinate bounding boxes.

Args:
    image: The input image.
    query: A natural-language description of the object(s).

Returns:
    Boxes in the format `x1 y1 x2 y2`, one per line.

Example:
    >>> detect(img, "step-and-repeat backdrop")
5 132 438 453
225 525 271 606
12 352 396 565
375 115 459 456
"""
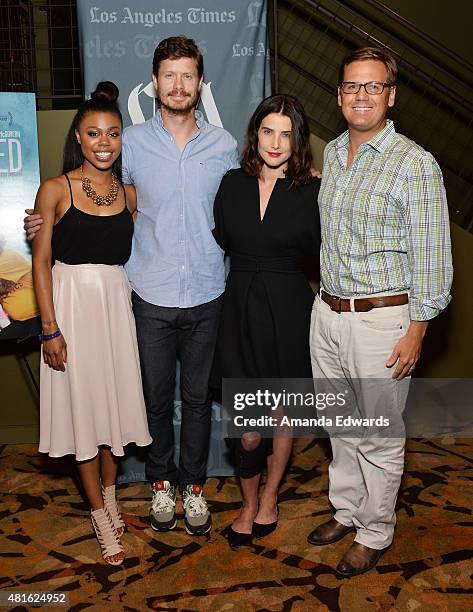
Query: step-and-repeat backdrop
77 0 271 481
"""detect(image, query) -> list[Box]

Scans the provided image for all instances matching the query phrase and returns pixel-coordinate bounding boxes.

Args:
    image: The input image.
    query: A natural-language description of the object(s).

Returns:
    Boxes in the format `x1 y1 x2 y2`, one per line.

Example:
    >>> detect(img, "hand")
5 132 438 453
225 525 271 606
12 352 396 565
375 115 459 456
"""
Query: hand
24 209 43 240
42 333 68 372
310 168 322 178
386 321 428 379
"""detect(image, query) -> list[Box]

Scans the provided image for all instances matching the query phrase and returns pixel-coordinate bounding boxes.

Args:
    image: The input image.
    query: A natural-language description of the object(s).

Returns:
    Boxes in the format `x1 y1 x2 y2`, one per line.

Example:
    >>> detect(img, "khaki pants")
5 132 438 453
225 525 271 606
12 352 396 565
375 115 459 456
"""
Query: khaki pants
310 293 410 549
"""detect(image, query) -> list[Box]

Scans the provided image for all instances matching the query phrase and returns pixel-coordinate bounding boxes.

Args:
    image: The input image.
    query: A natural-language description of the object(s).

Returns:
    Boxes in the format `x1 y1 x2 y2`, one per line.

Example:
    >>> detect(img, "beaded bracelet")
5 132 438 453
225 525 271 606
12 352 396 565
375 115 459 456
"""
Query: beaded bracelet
38 329 62 342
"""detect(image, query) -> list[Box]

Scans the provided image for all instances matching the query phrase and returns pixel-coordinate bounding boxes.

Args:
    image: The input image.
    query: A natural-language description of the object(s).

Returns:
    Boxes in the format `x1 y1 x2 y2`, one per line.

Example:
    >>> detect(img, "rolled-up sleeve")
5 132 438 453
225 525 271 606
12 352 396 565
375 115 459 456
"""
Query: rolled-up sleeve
227 144 240 171
402 155 453 321
121 132 133 185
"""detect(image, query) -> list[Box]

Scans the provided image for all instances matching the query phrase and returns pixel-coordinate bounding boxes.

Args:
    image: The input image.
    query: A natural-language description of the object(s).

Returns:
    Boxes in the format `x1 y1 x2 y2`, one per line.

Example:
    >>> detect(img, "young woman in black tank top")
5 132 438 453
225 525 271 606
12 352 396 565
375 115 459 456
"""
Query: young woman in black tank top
32 82 151 566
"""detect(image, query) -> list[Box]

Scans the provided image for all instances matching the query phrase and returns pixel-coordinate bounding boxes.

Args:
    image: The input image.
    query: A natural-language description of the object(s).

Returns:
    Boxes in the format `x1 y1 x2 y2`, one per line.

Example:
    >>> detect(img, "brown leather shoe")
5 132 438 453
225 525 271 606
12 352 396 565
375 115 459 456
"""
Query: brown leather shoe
307 518 355 546
336 541 390 577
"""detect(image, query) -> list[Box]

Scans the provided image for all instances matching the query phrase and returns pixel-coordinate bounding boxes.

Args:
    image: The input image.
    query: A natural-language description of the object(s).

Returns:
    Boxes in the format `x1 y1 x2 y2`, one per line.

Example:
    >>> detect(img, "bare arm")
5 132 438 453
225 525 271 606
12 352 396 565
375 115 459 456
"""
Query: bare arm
32 179 67 371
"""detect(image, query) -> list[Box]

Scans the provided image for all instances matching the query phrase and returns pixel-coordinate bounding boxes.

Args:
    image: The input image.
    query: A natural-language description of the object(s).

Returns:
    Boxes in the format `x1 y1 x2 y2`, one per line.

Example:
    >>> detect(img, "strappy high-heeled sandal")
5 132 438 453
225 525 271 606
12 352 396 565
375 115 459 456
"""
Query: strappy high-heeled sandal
102 484 125 536
91 507 124 566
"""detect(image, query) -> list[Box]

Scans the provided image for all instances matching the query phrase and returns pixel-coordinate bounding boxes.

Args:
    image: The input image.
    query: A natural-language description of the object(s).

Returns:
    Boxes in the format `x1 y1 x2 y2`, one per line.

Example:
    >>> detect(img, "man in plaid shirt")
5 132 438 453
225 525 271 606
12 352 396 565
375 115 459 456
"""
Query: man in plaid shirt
308 47 453 576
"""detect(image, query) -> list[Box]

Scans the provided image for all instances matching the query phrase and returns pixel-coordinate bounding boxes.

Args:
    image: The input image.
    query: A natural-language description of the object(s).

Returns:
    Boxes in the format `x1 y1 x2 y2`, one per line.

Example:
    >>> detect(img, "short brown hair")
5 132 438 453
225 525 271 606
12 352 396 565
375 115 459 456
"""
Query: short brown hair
152 36 203 79
339 47 398 85
241 94 314 189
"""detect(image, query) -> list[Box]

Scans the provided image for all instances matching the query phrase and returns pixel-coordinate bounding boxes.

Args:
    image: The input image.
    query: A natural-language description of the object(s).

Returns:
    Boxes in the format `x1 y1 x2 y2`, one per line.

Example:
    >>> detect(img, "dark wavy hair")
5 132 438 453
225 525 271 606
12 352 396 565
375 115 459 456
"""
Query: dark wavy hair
241 95 313 189
152 36 203 79
62 81 123 181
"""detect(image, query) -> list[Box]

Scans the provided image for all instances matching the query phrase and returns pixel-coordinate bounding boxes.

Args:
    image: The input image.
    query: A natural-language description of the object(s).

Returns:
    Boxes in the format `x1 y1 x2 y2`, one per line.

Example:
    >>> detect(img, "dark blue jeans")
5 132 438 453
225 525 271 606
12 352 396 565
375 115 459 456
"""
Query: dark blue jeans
132 292 222 489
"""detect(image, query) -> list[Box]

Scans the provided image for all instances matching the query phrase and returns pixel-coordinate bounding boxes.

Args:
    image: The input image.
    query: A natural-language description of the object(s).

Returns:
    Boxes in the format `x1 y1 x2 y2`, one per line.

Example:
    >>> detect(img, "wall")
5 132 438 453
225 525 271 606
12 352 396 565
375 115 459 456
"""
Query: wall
417 222 473 378
310 133 326 172
0 342 39 442
380 0 473 64
37 110 77 180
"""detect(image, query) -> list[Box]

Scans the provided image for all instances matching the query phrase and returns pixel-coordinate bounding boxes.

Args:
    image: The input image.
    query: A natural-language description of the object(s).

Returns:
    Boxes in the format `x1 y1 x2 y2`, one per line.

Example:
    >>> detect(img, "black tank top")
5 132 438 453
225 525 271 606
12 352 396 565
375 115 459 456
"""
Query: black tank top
52 174 133 265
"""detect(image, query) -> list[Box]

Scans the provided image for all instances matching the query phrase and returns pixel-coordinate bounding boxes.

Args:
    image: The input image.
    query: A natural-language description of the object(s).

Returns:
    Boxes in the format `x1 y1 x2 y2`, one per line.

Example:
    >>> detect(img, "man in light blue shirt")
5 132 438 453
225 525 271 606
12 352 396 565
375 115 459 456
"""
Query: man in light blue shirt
123 103 237 309
124 37 238 536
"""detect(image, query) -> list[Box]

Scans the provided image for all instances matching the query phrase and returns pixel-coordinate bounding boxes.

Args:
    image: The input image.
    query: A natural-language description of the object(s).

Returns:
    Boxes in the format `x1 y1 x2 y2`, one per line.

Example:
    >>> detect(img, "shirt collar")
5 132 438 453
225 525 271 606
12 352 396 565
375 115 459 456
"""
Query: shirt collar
335 119 396 154
152 108 204 132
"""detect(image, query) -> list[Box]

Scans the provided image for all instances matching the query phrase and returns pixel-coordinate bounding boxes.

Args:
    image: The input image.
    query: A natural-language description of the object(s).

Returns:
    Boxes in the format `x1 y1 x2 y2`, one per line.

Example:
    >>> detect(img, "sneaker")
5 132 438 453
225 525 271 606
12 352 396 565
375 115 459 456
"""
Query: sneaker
150 481 176 531
182 484 211 535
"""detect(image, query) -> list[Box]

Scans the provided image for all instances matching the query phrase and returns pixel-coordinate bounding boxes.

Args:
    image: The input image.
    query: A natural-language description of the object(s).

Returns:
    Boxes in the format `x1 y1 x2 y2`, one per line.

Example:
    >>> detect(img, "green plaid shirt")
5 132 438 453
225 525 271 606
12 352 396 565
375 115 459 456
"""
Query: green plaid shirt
319 120 453 321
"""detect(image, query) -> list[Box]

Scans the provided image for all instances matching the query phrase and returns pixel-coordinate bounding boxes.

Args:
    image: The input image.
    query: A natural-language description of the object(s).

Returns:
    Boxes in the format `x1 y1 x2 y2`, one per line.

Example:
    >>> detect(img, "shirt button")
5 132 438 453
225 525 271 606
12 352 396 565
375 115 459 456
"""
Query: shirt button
181 265 185 270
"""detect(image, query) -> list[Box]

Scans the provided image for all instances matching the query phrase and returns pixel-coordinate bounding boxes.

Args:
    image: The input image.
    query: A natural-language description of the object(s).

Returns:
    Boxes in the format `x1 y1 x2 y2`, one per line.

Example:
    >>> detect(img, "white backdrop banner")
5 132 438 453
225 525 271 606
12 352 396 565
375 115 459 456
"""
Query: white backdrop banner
76 1 271 480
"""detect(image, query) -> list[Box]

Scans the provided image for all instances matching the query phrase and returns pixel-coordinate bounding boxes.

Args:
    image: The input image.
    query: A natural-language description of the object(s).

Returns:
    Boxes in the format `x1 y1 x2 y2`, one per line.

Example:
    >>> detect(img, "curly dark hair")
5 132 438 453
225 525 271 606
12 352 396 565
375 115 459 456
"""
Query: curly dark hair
152 36 203 79
241 94 313 189
62 81 123 181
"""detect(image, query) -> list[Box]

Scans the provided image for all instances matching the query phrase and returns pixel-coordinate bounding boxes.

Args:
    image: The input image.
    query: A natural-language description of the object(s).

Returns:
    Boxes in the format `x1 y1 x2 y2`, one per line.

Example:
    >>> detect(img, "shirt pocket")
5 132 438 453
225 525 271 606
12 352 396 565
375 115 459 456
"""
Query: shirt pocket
194 159 228 200
350 192 403 248
364 192 402 231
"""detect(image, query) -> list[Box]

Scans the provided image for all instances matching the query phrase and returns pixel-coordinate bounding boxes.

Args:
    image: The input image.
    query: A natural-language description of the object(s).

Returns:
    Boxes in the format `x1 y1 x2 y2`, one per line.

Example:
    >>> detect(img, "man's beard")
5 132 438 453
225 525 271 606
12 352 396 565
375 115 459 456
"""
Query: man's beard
158 88 200 116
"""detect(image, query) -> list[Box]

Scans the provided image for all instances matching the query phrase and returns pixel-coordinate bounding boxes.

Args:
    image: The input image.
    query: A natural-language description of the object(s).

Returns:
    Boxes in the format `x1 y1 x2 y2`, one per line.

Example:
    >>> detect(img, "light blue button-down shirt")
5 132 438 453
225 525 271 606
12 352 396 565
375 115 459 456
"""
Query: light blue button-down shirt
122 110 239 308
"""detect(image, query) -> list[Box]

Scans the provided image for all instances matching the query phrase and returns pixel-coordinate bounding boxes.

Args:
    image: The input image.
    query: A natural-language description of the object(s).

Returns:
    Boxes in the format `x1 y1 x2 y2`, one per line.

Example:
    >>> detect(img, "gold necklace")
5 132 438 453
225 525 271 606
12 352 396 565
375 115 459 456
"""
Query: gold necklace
81 166 119 206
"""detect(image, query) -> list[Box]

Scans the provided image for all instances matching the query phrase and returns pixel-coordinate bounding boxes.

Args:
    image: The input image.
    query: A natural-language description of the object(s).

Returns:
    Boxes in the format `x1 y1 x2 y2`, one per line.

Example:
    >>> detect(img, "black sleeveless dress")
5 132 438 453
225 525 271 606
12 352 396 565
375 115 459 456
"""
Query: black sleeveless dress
211 169 320 465
212 168 321 381
39 175 151 461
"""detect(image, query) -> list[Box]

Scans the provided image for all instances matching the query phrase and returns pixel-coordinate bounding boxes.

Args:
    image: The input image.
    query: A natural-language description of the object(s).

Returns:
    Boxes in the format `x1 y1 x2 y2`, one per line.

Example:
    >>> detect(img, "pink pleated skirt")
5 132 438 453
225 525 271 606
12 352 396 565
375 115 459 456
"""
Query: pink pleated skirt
39 262 152 461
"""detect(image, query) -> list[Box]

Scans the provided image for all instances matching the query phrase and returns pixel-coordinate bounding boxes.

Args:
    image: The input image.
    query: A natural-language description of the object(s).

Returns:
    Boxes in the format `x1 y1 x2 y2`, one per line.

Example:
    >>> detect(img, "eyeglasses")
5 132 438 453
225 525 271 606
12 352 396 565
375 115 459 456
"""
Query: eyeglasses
340 81 394 95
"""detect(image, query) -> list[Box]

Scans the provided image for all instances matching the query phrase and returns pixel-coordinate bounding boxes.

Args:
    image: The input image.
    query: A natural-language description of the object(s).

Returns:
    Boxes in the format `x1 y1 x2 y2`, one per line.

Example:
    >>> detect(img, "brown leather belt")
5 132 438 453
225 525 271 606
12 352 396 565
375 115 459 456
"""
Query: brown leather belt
321 290 408 313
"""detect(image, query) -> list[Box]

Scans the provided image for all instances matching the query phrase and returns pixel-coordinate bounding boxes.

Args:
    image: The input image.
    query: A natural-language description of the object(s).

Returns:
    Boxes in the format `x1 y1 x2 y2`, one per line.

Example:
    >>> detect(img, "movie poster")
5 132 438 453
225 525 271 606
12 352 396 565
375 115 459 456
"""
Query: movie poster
0 92 39 330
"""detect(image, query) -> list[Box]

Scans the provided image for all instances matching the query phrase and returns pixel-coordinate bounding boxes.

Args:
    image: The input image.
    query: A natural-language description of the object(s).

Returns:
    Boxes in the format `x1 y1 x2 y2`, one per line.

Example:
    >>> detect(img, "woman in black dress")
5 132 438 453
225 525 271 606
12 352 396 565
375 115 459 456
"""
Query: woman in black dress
212 95 321 547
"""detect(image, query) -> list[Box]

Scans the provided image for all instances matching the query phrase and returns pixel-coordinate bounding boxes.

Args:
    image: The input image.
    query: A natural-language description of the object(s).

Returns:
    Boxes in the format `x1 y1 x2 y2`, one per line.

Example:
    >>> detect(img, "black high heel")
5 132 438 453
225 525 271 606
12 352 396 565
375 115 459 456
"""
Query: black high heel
252 505 279 539
227 527 253 549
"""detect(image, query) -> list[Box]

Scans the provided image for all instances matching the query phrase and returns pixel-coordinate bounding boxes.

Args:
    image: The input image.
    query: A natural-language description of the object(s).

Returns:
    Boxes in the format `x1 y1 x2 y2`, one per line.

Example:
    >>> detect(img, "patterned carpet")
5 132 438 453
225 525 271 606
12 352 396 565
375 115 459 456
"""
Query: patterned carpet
0 438 472 611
